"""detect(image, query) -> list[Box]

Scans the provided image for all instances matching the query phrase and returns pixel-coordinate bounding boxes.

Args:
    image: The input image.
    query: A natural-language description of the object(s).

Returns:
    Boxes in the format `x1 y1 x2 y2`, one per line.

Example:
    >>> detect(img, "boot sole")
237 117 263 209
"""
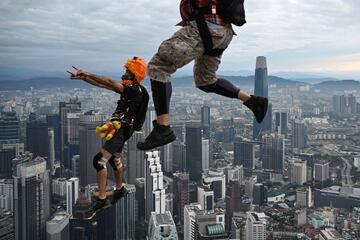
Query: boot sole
137 133 176 151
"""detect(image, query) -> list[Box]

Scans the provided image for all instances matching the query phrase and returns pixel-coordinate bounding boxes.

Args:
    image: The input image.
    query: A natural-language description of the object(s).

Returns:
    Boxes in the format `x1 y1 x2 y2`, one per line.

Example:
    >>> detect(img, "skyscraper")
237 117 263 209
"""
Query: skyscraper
79 111 105 187
13 154 51 240
59 99 81 168
291 119 307 150
69 195 97 240
144 106 156 136
0 145 16 178
172 124 185 143
202 138 210 172
186 122 202 181
288 159 307 185
160 142 173 175
135 177 145 222
147 211 178 240
0 112 20 143
172 142 186 172
184 203 202 240
234 137 255 169
275 112 288 136
296 186 312 208
314 162 330 182
127 131 145 184
226 180 241 233
348 94 357 114
46 114 61 161
66 177 79 216
64 112 81 168
332 95 347 114
26 119 50 159
253 56 271 140
245 212 267 240
197 186 214 212
201 105 211 138
173 172 190 223
253 183 266 206
46 211 70 240
0 179 13 213
260 133 285 173
202 169 226 201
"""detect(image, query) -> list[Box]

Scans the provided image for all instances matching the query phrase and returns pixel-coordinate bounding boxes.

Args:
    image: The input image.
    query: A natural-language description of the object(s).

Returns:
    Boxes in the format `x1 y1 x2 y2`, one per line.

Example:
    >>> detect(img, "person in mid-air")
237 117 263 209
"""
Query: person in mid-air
137 0 269 150
68 57 148 212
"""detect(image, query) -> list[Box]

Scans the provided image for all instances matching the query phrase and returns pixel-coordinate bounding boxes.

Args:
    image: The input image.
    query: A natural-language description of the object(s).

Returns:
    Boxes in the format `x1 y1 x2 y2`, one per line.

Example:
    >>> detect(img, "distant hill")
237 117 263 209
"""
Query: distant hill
313 80 360 91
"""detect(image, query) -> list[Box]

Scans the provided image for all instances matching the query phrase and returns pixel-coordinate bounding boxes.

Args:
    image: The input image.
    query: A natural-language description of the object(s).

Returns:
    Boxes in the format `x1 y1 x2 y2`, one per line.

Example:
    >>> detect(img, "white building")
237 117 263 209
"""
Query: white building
245 212 267 240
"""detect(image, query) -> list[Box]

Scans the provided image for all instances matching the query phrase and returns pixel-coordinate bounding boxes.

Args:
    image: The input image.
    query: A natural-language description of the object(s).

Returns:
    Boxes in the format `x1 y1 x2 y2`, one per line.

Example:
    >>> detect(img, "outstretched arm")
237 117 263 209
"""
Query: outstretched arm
67 66 124 92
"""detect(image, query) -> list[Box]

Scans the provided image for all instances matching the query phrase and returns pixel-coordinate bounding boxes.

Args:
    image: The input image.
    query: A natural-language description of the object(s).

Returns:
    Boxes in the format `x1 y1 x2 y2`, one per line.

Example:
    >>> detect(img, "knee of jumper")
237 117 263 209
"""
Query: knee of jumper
93 152 108 172
197 83 215 93
109 156 123 171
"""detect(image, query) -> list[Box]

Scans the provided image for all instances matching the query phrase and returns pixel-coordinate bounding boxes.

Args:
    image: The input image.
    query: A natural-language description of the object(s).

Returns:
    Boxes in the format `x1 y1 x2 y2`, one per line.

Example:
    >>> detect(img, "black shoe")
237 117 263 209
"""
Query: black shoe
111 186 128 204
137 120 176 150
243 95 268 123
91 198 111 213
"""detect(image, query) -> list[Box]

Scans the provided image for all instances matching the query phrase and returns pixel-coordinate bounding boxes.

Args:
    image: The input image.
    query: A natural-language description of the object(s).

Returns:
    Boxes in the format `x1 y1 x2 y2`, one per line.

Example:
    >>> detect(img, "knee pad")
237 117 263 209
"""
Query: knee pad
197 79 239 99
93 152 110 172
109 156 123 171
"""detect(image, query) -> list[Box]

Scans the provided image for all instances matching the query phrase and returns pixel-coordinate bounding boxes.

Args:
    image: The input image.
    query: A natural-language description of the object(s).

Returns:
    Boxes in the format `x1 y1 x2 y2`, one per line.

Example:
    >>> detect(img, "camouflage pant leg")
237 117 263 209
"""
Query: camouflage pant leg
148 25 234 84
147 26 204 83
194 26 233 87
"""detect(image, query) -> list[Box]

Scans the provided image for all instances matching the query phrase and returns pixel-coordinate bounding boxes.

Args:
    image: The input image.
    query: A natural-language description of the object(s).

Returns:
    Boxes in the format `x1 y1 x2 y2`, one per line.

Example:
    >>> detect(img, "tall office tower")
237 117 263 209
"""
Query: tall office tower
127 131 145 184
0 112 20 143
46 114 61 161
202 169 226 201
165 193 174 215
26 119 50 159
253 183 266 206
201 105 211 138
253 56 271 140
184 203 227 240
186 122 202 181
246 212 267 240
275 112 288 136
348 94 357 114
225 165 244 184
291 119 307 150
244 176 257 199
296 186 312 208
314 162 330 182
226 180 241 233
0 179 13 213
71 155 80 178
0 145 16 178
173 172 189 222
13 155 50 240
260 133 285 173
222 118 235 143
145 151 167 222
172 124 185 143
48 128 56 175
184 203 202 240
52 178 67 200
135 177 145 222
64 113 81 168
46 211 70 240
172 142 186 172
144 106 156 136
231 215 247 240
288 159 307 185
69 196 97 240
66 177 79 215
79 111 105 187
59 99 81 168
202 138 210 172
114 184 136 240
234 137 255 169
332 95 347 114
147 211 179 240
297 153 314 181
160 142 173 174
197 186 214 212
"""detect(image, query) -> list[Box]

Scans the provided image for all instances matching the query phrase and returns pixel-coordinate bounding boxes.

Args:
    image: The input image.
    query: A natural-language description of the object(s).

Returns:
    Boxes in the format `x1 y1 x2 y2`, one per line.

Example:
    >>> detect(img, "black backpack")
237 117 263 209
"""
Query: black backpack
190 0 246 56
132 85 149 131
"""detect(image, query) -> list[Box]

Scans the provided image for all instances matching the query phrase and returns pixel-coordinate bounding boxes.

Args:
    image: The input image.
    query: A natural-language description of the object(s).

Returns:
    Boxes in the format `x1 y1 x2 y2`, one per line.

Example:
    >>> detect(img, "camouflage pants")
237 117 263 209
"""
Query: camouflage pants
147 25 233 87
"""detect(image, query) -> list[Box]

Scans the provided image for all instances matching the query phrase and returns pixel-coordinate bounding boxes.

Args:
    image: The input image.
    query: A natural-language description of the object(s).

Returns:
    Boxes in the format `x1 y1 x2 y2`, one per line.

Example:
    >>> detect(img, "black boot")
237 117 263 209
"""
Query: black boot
91 198 111 213
111 186 128 204
243 95 268 123
137 120 176 150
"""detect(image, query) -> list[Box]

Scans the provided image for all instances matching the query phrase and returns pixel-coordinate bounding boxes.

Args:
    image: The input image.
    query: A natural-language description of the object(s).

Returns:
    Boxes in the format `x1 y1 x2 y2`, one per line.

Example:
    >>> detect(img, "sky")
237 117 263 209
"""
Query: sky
0 0 360 78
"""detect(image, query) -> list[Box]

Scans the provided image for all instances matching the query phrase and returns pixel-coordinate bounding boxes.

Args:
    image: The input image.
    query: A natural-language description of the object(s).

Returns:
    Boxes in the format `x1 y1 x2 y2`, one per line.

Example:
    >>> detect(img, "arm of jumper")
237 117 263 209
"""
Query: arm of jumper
86 73 124 93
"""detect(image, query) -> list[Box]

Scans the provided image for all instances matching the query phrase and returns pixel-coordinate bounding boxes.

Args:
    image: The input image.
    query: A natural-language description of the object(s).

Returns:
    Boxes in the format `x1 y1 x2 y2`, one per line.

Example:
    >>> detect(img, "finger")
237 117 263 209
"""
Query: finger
72 66 79 71
67 70 75 76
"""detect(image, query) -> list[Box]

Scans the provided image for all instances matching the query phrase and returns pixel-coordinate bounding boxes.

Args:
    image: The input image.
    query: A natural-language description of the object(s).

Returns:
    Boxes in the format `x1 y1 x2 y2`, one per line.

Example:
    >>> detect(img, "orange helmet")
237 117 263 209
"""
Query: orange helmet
124 57 147 84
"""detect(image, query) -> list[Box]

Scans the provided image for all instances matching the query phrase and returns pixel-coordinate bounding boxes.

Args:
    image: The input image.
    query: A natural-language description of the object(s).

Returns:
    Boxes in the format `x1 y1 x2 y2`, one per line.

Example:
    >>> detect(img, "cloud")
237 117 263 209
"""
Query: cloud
0 0 359 75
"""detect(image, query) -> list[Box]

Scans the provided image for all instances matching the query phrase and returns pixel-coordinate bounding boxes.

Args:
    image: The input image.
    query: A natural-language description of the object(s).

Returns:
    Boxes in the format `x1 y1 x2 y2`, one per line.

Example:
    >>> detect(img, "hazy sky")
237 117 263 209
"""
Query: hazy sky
1 0 360 76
